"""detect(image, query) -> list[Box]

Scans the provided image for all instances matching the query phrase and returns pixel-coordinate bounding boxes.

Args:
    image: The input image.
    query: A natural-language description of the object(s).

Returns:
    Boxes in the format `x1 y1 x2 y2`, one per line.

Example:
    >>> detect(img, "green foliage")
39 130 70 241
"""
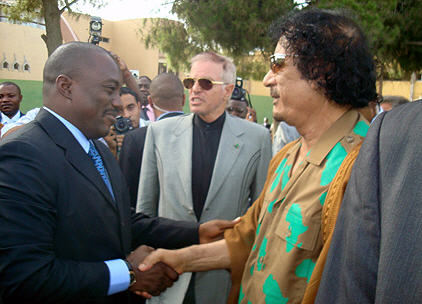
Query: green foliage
2 0 42 23
142 0 297 80
3 0 107 19
171 0 294 57
141 18 203 73
143 0 421 80
313 0 422 72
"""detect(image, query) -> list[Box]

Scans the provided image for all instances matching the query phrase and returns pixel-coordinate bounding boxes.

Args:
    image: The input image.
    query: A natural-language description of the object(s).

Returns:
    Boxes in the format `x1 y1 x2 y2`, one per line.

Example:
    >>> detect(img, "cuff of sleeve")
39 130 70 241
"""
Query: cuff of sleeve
105 259 130 295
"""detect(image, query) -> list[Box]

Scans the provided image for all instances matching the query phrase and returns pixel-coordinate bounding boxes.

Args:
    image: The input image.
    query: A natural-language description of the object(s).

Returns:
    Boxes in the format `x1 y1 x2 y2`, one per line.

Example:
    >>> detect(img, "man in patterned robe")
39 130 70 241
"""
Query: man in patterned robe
137 9 378 304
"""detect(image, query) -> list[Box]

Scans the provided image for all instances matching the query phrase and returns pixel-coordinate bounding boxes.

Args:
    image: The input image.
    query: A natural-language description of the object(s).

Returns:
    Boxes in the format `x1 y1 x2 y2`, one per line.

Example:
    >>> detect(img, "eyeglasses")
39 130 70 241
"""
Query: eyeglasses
183 77 226 90
270 53 293 73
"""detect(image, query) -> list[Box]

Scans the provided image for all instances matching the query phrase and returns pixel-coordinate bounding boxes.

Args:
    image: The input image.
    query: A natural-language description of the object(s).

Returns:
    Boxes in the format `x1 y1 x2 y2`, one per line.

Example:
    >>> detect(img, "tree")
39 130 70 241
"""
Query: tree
141 0 297 80
2 0 107 56
142 0 421 81
314 0 422 73
313 0 422 94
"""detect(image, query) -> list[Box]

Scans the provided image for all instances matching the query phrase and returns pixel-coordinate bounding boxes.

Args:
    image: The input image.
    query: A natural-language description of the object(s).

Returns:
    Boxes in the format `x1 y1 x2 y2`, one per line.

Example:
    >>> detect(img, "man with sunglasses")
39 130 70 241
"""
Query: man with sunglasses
136 51 272 304
137 9 378 304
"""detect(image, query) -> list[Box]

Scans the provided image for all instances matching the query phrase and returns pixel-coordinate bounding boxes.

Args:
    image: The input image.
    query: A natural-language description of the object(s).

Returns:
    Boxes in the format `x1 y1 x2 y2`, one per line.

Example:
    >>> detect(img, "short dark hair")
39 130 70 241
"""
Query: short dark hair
150 73 184 110
270 9 377 108
0 81 21 95
139 75 151 83
120 87 140 103
43 42 117 96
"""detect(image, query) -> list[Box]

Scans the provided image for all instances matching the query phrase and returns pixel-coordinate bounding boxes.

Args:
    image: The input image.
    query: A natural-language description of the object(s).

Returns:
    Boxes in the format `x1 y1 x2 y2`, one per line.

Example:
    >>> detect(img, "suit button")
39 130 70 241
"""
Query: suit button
346 136 354 143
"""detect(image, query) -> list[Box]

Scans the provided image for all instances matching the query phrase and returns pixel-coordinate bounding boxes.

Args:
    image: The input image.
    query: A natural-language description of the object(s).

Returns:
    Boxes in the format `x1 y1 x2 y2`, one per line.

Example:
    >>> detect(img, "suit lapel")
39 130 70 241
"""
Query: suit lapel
37 109 117 210
172 114 194 209
204 115 244 210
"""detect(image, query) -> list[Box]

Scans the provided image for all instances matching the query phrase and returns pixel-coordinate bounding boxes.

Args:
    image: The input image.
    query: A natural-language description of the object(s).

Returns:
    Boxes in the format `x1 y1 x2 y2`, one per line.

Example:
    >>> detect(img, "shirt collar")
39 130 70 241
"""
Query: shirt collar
157 111 184 121
193 111 226 131
306 109 362 166
1 111 21 124
43 106 91 153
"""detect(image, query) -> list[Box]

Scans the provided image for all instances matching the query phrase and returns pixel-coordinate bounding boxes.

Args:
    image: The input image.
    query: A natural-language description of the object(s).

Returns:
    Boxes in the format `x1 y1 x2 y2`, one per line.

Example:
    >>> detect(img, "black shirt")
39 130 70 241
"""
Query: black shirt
191 112 226 220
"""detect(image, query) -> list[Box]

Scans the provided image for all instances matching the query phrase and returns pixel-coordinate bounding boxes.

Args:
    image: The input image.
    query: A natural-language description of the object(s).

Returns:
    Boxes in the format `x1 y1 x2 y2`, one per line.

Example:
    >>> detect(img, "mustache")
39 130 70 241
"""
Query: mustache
270 86 280 98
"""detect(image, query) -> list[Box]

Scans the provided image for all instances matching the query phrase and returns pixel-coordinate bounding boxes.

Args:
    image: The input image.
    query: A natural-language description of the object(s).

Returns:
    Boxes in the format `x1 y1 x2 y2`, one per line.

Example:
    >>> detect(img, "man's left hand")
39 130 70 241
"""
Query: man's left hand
198 218 241 244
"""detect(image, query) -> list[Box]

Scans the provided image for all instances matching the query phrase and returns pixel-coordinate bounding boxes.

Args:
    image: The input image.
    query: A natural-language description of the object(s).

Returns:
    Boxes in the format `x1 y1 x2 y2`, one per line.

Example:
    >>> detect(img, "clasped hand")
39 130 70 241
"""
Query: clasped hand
128 218 240 298
126 245 179 298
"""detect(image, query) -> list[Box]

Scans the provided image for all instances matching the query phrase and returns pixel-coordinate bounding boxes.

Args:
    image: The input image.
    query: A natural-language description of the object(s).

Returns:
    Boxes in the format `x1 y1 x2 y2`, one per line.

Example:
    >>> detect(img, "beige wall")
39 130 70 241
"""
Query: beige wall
1 14 421 101
1 13 167 82
108 19 162 79
63 13 165 79
380 81 422 101
0 22 48 81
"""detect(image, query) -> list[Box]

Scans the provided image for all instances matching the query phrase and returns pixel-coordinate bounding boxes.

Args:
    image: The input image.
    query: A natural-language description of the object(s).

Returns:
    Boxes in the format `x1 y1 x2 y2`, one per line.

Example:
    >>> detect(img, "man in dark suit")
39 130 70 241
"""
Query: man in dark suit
0 42 236 304
316 100 422 303
119 73 185 208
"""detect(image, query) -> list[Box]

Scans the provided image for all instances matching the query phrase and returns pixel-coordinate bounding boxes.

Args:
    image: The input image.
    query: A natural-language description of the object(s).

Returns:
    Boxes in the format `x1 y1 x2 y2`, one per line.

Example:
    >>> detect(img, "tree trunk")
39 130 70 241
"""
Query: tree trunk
378 64 384 97
41 0 63 56
410 72 416 101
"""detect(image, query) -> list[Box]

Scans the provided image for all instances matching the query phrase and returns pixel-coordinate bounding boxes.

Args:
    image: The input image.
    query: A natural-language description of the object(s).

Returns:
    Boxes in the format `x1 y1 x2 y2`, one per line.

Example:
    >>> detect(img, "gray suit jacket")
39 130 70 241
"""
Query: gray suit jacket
316 100 422 303
137 113 272 304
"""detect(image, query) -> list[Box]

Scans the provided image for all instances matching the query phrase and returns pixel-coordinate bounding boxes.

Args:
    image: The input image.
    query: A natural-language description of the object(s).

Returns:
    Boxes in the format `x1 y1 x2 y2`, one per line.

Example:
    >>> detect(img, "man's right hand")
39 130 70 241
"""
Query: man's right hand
127 245 179 296
103 126 125 158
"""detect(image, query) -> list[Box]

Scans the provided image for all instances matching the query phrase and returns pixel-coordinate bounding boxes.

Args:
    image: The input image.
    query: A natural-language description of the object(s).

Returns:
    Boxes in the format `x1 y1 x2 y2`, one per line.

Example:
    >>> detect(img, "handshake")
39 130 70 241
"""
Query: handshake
126 217 240 298
126 245 178 298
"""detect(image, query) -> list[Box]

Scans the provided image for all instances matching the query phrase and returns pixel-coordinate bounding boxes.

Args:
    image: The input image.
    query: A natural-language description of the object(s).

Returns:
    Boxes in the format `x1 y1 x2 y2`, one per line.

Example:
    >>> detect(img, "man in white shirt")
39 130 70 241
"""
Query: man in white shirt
0 81 25 127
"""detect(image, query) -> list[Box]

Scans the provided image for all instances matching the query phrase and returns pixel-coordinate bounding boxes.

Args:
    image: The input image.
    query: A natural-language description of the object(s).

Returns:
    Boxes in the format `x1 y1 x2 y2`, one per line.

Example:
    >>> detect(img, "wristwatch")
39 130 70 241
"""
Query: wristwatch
124 260 137 288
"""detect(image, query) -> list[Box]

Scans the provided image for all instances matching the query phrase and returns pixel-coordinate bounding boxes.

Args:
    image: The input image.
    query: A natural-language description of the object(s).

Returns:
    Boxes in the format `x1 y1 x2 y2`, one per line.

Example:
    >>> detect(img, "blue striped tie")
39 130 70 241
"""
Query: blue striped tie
88 141 115 200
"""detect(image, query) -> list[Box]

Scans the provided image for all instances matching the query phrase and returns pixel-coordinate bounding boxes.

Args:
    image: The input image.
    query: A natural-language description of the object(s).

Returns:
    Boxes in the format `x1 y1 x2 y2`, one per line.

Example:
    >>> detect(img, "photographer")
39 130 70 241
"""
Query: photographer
226 77 257 122
104 87 140 158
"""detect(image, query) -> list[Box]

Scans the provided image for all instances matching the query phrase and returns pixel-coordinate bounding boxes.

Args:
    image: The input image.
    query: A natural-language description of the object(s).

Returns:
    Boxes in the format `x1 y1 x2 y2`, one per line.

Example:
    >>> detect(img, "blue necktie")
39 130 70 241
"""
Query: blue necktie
88 141 115 200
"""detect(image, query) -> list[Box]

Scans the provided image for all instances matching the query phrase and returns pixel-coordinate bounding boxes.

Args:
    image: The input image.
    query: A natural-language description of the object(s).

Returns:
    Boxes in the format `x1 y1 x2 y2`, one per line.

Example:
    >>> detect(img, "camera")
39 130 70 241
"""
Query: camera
113 116 133 134
231 77 246 101
230 77 252 107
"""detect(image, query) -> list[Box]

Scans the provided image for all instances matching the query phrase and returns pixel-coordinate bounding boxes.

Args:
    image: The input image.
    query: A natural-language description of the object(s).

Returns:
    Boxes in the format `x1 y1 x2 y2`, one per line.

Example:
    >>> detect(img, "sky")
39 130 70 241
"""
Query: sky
73 0 177 21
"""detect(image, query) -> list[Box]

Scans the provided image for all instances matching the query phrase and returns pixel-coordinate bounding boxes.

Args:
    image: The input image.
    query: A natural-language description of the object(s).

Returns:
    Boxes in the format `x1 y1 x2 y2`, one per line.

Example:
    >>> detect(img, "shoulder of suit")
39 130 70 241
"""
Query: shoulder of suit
384 99 422 121
149 113 192 129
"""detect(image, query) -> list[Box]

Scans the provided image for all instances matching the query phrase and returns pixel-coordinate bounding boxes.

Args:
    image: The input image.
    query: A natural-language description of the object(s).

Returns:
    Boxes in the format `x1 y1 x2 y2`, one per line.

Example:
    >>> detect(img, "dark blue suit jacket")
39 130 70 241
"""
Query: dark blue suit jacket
0 109 198 304
316 100 422 303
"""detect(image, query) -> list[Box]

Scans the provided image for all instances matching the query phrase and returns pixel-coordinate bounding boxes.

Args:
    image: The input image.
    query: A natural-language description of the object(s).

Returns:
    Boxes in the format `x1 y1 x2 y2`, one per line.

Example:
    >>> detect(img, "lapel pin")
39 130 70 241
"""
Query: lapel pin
234 144 239 149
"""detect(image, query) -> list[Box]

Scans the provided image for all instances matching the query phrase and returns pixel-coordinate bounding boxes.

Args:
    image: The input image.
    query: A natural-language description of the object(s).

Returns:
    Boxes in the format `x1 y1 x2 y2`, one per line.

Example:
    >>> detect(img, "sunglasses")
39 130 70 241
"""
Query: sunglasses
183 77 226 90
270 53 293 73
